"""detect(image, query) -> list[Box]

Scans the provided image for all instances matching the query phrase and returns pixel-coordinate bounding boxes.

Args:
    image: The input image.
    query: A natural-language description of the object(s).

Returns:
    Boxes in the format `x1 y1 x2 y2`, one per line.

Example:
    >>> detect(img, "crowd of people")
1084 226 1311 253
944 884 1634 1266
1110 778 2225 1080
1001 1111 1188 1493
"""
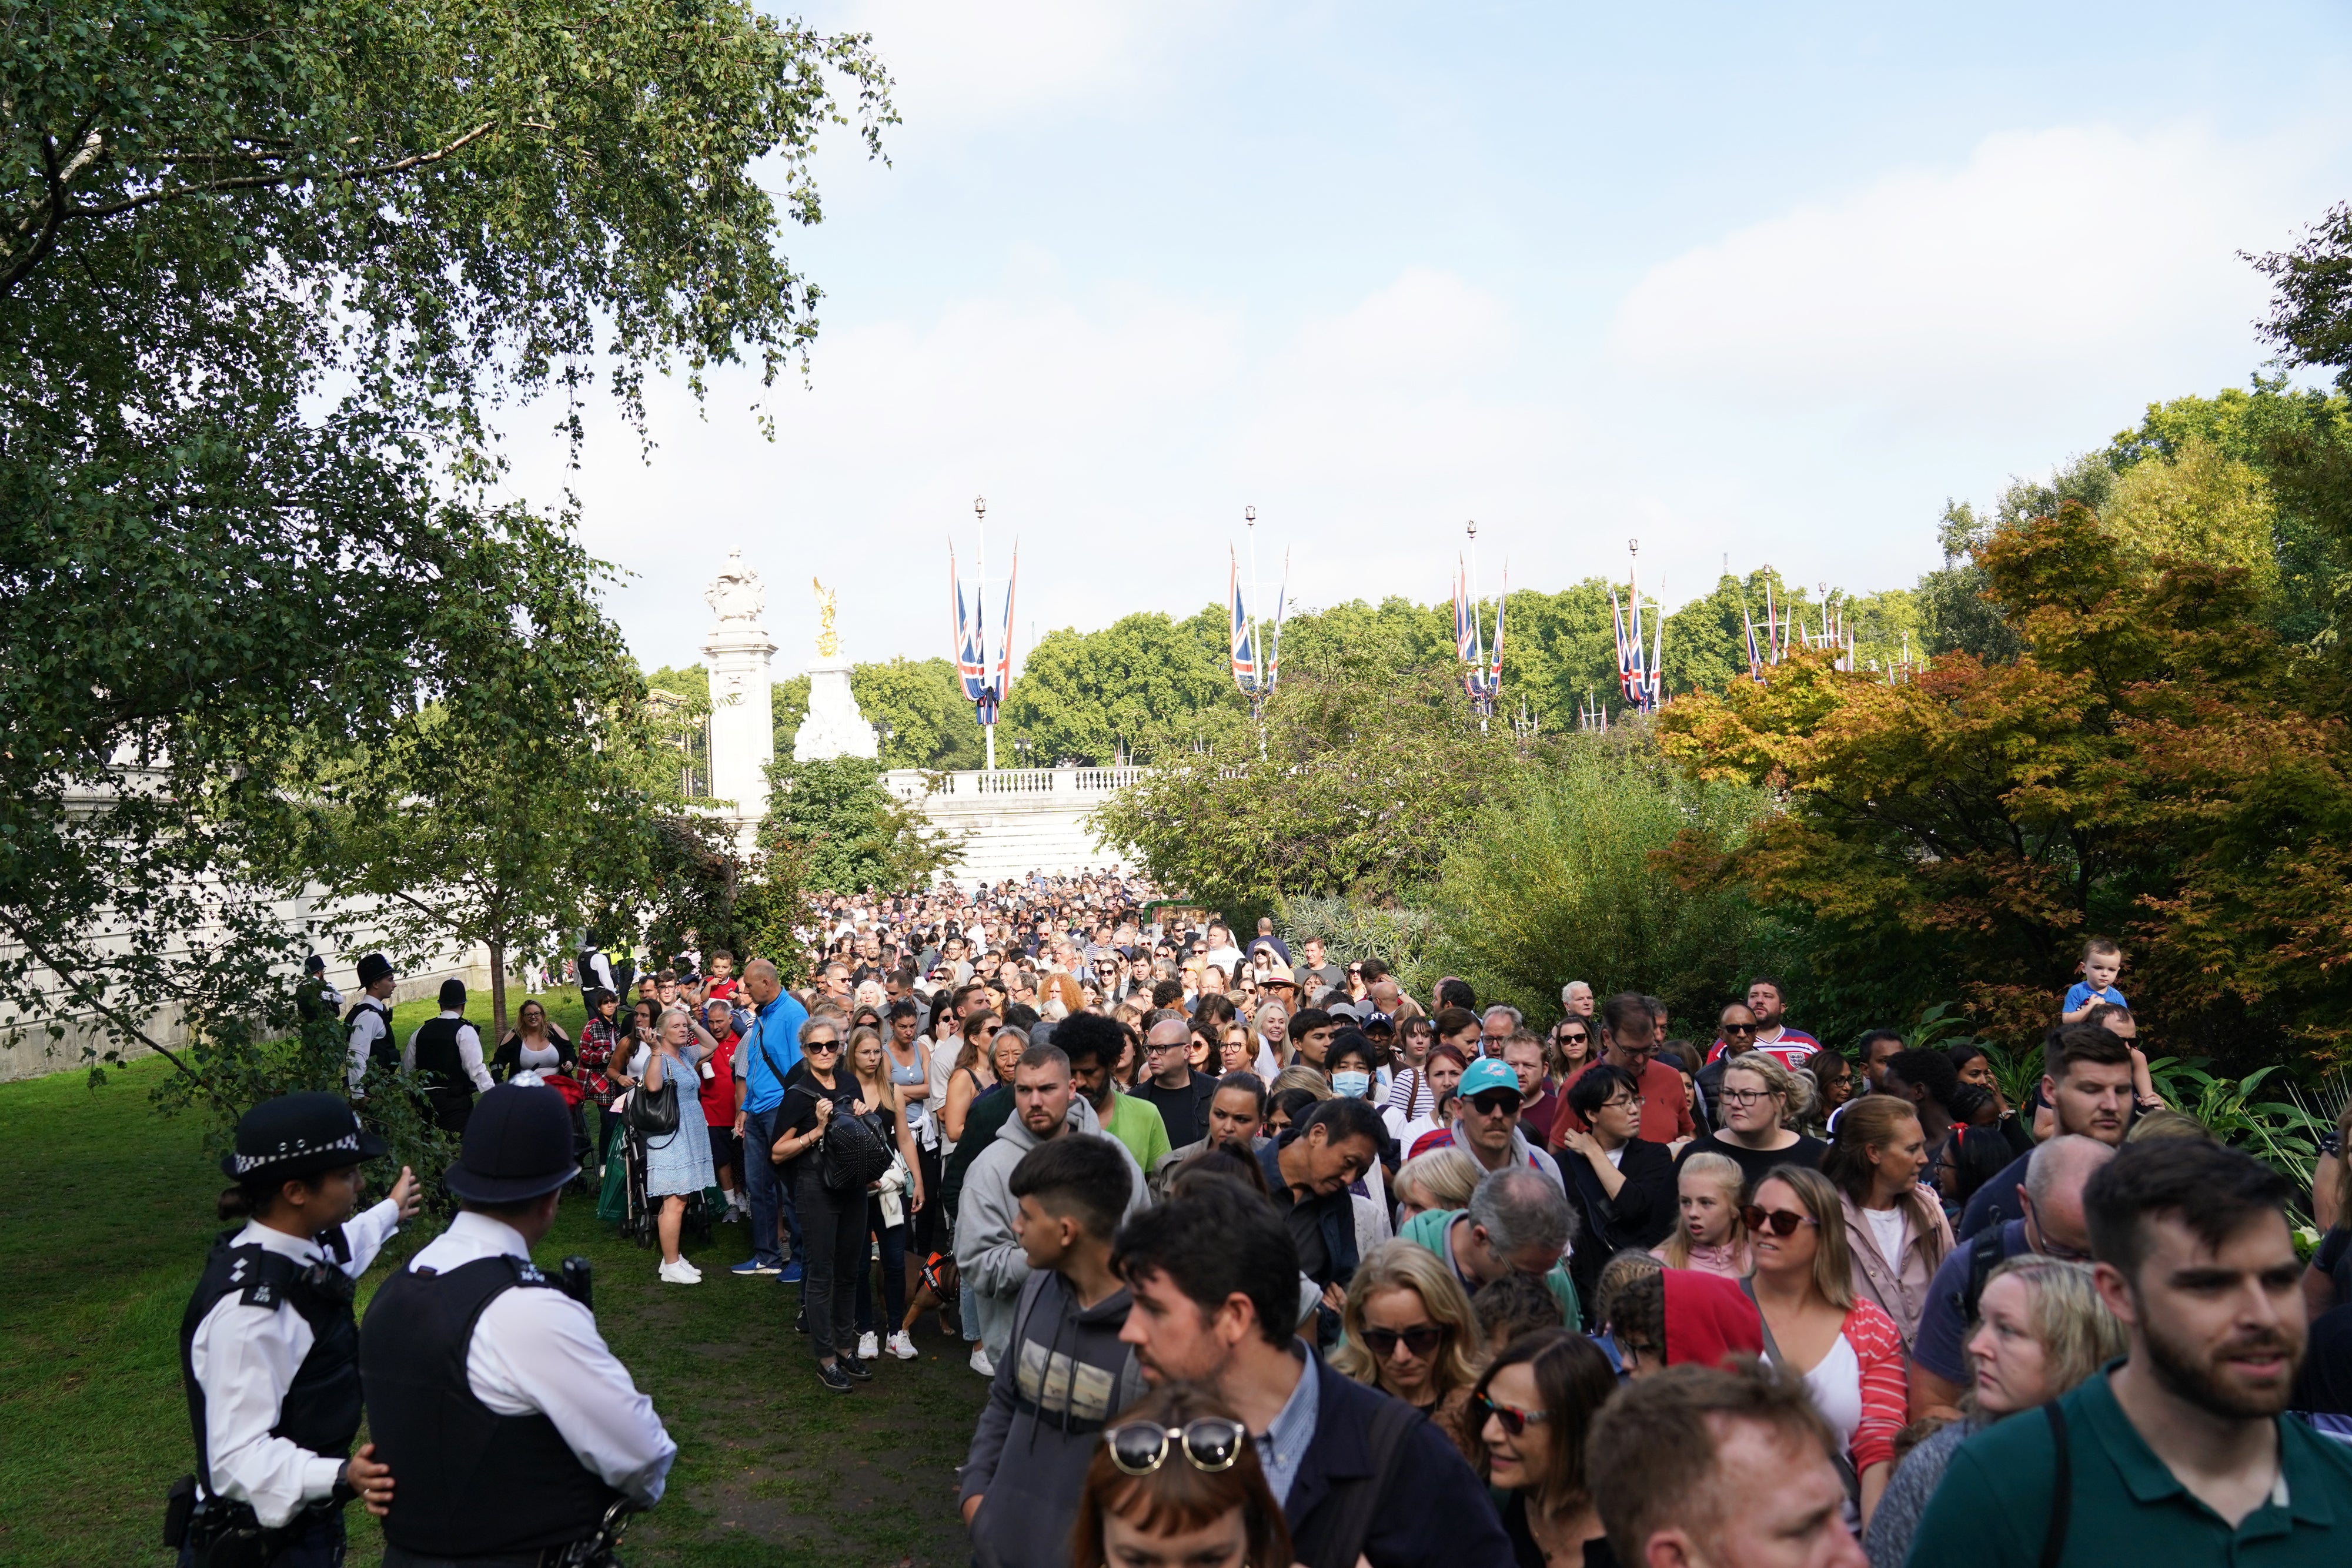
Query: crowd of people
198 884 2352 1568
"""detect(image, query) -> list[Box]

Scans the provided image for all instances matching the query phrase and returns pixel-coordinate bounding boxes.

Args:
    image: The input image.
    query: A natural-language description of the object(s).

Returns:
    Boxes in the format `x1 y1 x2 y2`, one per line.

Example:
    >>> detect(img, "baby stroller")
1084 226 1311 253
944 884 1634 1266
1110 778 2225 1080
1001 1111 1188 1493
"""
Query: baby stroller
618 1115 713 1251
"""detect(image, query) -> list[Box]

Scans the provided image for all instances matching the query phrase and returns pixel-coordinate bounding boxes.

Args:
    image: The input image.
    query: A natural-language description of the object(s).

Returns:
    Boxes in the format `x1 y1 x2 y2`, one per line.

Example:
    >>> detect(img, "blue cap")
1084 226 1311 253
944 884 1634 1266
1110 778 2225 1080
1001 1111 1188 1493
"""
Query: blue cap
1458 1058 1522 1101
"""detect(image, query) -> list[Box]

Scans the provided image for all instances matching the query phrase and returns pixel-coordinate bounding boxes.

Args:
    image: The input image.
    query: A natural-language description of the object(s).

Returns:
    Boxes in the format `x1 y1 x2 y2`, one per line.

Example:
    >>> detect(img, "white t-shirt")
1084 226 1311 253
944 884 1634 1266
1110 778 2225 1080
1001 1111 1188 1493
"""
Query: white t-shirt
1861 1202 1910 1265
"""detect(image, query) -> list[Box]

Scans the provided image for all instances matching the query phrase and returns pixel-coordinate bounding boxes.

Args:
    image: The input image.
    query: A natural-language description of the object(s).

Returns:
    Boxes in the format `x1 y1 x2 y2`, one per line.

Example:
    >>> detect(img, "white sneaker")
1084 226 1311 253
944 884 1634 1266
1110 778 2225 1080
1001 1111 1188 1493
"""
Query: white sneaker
658 1259 700 1285
970 1343 995 1378
857 1331 880 1362
887 1330 918 1360
678 1258 703 1281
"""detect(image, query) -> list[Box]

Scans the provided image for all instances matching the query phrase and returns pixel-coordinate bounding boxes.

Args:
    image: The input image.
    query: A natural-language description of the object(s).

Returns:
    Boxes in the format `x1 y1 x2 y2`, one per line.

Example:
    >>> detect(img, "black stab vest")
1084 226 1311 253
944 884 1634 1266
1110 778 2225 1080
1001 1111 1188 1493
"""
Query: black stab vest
345 998 397 1071
179 1230 362 1495
360 1255 622 1555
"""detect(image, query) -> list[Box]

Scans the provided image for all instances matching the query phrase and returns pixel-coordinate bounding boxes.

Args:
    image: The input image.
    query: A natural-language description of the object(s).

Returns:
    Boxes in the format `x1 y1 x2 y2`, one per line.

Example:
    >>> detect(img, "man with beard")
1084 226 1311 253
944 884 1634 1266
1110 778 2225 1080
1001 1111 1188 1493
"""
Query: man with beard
1959 1024 2136 1239
1907 1139 2352 1567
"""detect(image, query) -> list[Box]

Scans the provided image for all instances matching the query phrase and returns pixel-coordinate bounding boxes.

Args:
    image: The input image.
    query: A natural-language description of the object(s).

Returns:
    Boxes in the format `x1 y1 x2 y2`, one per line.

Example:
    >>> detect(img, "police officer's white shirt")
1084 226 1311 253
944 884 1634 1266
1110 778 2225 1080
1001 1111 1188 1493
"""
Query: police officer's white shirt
402 1010 495 1092
345 1002 390 1091
403 1212 676 1506
185 1199 404 1526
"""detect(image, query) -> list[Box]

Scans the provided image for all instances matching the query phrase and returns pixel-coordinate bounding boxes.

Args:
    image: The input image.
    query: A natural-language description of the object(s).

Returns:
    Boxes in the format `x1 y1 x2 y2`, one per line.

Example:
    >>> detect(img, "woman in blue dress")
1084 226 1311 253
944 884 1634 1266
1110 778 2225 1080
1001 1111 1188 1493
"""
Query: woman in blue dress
636 1005 719 1284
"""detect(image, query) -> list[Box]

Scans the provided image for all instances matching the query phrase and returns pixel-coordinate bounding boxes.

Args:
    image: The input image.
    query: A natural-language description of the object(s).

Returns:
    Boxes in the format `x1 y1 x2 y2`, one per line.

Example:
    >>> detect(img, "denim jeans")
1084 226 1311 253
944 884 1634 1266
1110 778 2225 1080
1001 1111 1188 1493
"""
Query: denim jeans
854 1215 908 1334
742 1106 804 1268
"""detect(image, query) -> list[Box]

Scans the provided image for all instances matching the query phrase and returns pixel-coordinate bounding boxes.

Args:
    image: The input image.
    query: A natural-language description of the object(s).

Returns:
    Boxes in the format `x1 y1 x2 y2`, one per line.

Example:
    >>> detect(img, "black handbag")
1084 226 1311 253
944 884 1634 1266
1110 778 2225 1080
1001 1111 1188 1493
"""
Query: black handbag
624 1058 680 1139
819 1104 893 1193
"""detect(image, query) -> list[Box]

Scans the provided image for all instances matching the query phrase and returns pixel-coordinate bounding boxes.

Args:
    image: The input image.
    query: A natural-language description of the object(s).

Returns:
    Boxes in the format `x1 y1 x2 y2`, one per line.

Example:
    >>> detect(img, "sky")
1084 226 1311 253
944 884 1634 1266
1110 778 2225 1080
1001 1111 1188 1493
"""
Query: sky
496 1 2352 678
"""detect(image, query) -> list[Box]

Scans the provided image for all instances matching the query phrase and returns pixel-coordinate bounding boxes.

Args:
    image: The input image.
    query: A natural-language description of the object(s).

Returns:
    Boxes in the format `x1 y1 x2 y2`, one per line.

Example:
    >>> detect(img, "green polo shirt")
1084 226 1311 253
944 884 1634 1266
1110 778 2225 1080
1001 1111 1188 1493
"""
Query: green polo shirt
1100 1091 1171 1174
1905 1363 2352 1568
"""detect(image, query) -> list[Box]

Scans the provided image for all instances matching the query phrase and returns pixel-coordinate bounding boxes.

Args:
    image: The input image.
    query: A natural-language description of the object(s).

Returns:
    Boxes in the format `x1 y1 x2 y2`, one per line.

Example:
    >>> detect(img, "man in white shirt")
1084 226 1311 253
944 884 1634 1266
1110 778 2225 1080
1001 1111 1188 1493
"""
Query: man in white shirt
343 953 398 1092
402 977 495 1132
362 1084 676 1564
179 1094 422 1562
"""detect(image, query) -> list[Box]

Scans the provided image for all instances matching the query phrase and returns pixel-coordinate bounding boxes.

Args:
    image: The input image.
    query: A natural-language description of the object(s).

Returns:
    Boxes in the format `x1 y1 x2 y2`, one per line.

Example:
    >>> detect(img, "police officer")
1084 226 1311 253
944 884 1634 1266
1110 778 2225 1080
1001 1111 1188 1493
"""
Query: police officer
178 1093 421 1566
362 1082 676 1567
295 956 342 1027
403 977 493 1132
343 954 398 1094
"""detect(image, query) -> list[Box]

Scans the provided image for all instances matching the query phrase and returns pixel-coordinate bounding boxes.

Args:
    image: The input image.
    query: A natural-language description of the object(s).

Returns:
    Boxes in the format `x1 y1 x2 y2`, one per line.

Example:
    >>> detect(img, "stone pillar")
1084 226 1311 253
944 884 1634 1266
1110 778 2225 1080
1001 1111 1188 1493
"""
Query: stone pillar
702 550 776 849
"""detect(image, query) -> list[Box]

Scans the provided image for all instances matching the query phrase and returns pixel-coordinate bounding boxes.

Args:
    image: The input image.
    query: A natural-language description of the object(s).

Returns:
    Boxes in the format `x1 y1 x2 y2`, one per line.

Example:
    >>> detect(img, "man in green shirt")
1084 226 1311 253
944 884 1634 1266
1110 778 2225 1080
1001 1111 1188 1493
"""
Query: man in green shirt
1064 1016 1169 1173
1907 1139 2352 1568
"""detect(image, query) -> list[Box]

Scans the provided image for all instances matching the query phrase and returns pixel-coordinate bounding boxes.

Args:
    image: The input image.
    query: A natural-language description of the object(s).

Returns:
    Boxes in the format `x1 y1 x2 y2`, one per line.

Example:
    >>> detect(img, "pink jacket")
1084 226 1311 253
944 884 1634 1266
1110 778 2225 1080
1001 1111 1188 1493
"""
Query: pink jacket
1839 1189 1953 1350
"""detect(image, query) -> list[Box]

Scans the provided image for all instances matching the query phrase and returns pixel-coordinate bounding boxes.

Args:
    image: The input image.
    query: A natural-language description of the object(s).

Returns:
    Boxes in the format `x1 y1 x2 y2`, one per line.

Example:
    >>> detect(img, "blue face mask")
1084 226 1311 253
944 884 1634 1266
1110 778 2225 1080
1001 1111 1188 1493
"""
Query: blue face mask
1332 1070 1372 1099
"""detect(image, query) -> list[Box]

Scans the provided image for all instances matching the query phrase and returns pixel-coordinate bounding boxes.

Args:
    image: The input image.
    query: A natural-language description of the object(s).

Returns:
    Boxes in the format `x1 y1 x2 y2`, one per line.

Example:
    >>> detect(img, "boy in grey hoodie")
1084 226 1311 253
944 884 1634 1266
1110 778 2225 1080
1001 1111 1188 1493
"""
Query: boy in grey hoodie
958 1135 1146 1568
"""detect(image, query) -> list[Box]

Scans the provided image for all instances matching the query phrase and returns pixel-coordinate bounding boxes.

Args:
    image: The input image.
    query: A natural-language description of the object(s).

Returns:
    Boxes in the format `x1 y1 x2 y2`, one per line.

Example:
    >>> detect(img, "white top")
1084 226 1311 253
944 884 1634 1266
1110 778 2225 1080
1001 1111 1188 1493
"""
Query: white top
402 1212 676 1506
1800 1333 1863 1499
185 1200 403 1525
345 1002 389 1090
1861 1202 1910 1268
403 1011 493 1092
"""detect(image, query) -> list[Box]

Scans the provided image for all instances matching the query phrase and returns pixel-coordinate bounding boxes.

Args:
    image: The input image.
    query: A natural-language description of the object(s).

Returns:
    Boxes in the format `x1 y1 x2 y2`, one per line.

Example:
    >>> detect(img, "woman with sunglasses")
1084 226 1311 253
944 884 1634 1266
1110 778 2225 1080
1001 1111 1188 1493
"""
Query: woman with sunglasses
1743 1165 1907 1529
1671 1050 1828 1196
940 1012 1006 1151
1470 1326 1618 1568
1551 1019 1593 1079
1071 1386 1292 1568
1331 1240 1487 1460
771 1018 876 1392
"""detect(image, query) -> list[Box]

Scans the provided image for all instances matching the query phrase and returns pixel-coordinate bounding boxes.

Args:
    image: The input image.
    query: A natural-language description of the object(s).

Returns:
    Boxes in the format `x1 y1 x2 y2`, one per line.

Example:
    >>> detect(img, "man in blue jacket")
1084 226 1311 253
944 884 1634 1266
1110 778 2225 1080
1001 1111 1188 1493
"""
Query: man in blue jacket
729 958 810 1279
1114 1174 1514 1568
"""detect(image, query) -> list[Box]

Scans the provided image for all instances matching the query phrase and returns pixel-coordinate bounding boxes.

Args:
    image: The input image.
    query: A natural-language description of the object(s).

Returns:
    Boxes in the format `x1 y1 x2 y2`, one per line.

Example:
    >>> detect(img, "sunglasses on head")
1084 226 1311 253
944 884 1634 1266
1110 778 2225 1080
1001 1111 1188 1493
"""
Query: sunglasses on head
1740 1205 1819 1237
1361 1325 1445 1359
1105 1418 1248 1476
1470 1395 1553 1437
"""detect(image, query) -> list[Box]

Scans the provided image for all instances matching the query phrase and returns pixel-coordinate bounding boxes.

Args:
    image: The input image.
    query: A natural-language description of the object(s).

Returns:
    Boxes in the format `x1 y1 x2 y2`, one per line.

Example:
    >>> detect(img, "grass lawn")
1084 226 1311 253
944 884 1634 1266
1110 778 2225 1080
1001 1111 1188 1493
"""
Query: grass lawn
0 991 987 1567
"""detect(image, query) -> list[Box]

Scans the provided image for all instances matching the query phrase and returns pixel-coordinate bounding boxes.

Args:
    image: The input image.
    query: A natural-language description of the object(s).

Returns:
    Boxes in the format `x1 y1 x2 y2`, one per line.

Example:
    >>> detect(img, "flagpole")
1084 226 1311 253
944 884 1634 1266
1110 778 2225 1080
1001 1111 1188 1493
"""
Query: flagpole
977 495 993 772
1468 520 1488 730
1245 505 1267 758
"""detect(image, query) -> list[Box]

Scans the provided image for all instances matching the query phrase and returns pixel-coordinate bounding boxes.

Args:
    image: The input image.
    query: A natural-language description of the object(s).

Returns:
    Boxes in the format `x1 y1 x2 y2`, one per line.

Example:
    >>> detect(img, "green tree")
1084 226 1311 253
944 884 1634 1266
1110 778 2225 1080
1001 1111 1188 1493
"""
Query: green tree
294 528 661 1039
1093 665 1529 922
761 757 961 895
1000 611 1241 764
2 0 891 1098
1430 736 1769 1028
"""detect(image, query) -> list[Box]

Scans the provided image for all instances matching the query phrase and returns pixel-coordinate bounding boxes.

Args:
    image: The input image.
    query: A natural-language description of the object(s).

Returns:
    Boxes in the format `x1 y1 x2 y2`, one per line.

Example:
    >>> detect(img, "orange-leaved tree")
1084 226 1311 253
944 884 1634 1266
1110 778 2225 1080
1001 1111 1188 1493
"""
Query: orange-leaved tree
1655 500 2352 1065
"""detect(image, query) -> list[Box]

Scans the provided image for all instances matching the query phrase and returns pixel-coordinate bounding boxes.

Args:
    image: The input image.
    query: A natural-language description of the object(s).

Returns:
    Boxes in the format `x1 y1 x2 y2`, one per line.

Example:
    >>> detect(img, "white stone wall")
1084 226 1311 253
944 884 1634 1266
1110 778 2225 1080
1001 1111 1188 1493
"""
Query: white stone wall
884 767 1144 886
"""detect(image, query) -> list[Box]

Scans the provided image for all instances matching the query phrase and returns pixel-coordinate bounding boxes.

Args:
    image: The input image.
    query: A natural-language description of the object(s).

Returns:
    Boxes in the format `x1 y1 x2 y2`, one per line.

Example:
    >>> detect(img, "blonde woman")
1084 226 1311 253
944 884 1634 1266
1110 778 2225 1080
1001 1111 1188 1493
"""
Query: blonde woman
1652 1149 1753 1277
1823 1094 1954 1350
1745 1164 1906 1527
1671 1048 1829 1195
1331 1241 1486 1460
1394 1146 1481 1223
1863 1259 2126 1568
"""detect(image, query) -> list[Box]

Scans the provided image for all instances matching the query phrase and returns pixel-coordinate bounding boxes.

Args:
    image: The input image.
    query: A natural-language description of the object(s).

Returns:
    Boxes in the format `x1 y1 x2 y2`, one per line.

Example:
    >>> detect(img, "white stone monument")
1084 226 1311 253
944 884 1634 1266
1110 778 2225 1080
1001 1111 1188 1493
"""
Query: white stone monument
701 550 776 845
793 578 879 762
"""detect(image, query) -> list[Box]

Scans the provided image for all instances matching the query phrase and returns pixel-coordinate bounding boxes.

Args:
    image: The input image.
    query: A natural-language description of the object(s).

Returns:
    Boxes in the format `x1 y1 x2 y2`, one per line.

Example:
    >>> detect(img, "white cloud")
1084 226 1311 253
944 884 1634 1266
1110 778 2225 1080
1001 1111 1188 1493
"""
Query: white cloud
1605 121 2328 428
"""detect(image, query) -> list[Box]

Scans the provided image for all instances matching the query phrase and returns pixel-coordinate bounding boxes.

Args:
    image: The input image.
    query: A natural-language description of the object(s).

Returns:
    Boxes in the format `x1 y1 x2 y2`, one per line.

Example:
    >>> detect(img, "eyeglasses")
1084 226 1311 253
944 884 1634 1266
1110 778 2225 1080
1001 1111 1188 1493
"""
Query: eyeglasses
805 1039 841 1054
1105 1418 1248 1476
1740 1205 1820 1238
1718 1088 1775 1105
1466 1091 1522 1116
1361 1325 1445 1359
1469 1395 1553 1437
1720 1022 1757 1035
1556 1031 1588 1044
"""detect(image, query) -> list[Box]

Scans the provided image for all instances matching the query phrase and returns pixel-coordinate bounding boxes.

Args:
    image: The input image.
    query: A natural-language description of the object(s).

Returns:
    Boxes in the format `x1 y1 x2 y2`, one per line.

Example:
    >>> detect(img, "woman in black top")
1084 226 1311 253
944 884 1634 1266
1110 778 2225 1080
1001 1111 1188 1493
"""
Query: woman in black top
1672 1051 1829 1196
1555 1065 1676 1302
489 998 575 1079
771 1017 873 1392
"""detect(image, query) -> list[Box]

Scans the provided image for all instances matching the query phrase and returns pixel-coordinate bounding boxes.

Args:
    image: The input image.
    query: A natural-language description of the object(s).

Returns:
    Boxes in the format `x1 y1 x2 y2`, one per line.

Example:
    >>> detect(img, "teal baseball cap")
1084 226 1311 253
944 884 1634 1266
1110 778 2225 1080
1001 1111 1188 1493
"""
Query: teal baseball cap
1458 1058 1522 1103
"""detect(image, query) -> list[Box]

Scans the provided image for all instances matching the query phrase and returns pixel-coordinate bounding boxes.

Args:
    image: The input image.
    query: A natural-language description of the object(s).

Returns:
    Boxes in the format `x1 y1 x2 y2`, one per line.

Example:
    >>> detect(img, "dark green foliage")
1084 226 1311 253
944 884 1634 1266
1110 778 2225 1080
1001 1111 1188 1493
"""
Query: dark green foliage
761 756 960 897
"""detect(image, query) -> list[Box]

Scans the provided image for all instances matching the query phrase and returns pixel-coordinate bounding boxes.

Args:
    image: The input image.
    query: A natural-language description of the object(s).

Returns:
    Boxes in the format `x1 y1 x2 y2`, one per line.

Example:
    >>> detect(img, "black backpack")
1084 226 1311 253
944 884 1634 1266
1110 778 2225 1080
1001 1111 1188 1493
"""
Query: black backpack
820 1105 894 1193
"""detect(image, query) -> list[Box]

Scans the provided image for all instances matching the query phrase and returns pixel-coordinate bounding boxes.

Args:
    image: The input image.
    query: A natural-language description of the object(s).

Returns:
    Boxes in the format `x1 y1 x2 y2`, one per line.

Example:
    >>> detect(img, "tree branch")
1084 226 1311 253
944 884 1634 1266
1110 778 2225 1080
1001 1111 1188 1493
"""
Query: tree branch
66 121 500 222
0 912 222 1105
